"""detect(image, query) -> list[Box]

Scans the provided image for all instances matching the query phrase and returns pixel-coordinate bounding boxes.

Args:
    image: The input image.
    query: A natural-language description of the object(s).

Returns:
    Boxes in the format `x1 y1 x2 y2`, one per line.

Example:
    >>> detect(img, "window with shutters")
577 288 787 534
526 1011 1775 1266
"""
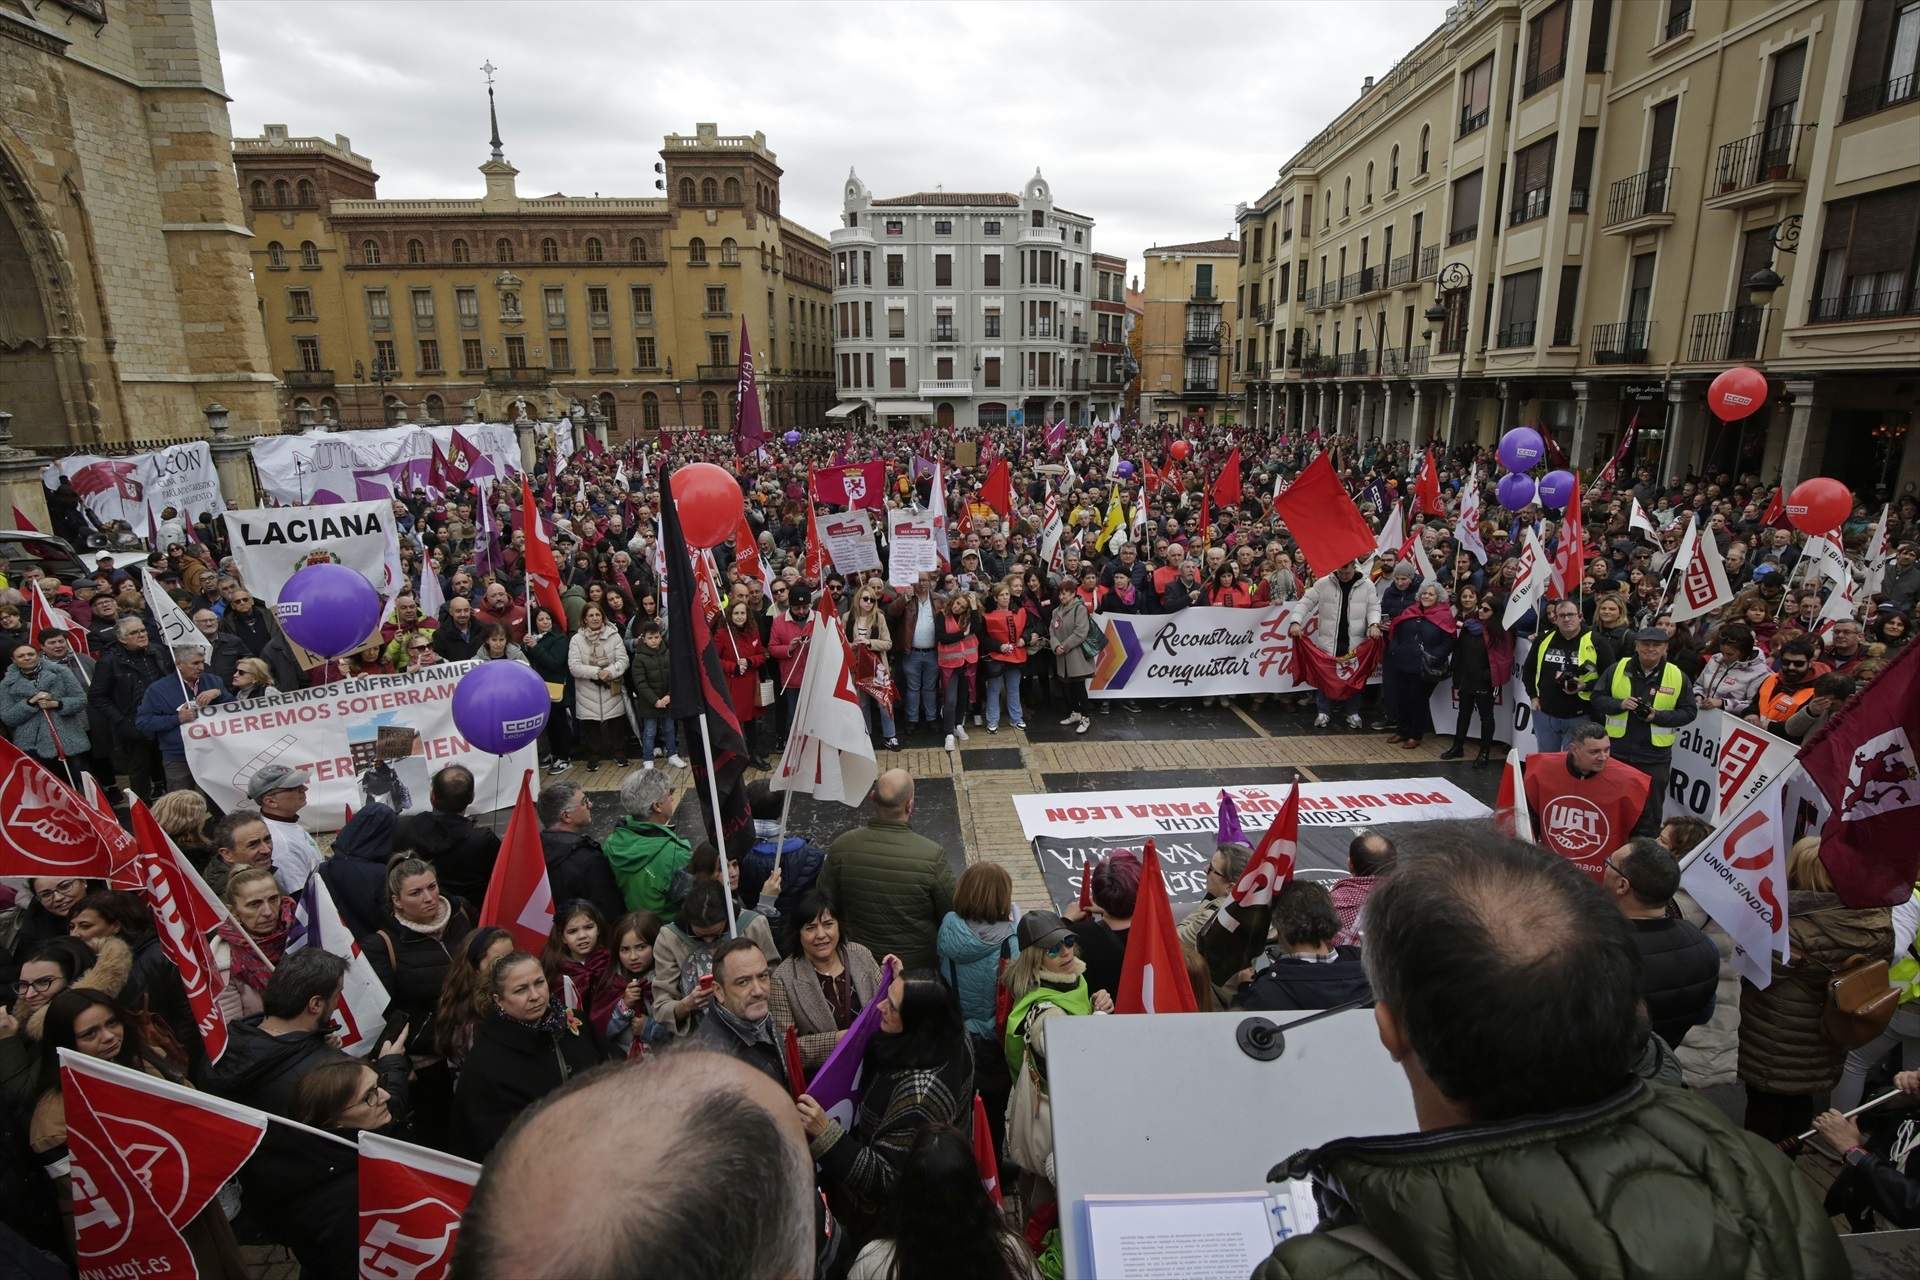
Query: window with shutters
984 254 1001 287
592 337 613 370
1459 56 1494 136
635 337 657 369
1569 128 1599 213
1587 0 1614 72
889 358 907 389
984 307 1002 338
1448 170 1483 244
1811 180 1920 320
1510 136 1555 225
888 308 906 340
935 254 952 287
544 288 566 325
366 289 391 327
632 286 653 321
1551 266 1581 345
548 337 571 370
983 357 1001 388
411 288 435 324
1524 1 1568 96
296 337 321 371
887 254 904 287
1760 43 1809 172
1496 270 1542 346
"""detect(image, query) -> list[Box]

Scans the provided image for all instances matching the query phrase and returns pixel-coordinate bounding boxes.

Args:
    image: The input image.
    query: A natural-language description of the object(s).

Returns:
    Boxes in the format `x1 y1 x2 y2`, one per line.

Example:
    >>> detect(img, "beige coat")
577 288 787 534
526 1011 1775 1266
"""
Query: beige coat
770 942 881 1073
567 623 630 722
650 912 780 1034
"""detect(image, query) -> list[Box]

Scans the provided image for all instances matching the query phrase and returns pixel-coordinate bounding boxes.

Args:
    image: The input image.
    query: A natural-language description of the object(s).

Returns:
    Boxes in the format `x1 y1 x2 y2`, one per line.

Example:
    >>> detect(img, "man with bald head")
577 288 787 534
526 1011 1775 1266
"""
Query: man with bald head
818 768 954 969
452 1053 820 1279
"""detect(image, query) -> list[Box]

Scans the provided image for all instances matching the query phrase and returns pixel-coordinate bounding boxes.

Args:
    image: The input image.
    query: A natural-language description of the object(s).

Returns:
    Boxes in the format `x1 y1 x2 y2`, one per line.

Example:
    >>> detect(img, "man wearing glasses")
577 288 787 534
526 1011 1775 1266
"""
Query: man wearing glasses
88 615 170 803
1748 636 1824 733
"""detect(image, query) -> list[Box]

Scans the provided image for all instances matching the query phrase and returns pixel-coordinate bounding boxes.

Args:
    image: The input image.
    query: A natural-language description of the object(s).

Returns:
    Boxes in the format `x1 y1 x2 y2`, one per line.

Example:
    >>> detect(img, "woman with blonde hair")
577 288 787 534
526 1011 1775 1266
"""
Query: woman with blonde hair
230 656 277 700
1737 836 1893 1142
151 788 212 863
1000 910 1111 1188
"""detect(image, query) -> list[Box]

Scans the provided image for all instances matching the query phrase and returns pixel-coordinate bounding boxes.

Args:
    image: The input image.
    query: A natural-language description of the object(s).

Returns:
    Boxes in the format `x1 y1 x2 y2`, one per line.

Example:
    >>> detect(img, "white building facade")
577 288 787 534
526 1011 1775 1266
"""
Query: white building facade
830 169 1097 432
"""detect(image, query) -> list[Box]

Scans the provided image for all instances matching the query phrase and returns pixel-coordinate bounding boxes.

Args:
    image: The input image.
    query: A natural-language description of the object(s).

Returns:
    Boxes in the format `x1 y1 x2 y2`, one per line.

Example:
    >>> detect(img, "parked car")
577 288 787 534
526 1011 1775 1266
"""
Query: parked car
0 530 92 584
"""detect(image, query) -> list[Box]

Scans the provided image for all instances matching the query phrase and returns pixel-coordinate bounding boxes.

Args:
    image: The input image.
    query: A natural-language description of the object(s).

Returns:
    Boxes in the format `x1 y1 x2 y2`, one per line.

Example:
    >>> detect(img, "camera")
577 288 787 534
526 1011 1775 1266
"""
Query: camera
1558 661 1595 695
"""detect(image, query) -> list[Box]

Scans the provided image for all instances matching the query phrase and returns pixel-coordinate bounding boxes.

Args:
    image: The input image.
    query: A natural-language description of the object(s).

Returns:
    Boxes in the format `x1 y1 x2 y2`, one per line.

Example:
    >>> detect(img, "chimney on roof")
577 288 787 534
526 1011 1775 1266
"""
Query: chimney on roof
1363 75 1375 92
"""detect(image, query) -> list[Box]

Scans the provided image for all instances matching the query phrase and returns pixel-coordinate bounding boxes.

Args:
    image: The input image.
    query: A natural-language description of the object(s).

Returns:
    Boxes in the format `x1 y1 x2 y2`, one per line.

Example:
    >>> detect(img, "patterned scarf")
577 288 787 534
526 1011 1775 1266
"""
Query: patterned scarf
216 897 298 992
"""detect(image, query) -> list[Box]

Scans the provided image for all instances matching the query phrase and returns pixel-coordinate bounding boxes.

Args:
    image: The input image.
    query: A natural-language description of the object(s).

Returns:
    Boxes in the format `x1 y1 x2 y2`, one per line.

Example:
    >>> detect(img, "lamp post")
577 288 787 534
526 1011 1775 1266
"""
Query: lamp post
1424 261 1473 450
354 357 397 425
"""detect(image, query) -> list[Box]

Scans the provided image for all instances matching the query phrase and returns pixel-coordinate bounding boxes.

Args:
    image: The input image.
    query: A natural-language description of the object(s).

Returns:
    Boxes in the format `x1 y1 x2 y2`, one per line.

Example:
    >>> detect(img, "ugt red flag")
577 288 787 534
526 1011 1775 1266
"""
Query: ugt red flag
1211 447 1243 509
31 576 89 658
1801 641 1920 905
479 771 554 952
1115 841 1198 1015
520 475 566 628
1199 782 1298 985
131 798 232 1061
1413 448 1444 518
358 1132 481 1280
734 315 766 456
1549 471 1586 597
61 1070 198 1277
0 735 115 878
1270 452 1376 577
811 461 885 513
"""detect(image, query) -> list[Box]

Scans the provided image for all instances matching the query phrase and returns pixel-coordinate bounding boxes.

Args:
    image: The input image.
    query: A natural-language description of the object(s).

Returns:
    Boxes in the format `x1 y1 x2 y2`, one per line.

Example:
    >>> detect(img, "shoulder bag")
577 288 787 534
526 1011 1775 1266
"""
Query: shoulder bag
1823 954 1899 1050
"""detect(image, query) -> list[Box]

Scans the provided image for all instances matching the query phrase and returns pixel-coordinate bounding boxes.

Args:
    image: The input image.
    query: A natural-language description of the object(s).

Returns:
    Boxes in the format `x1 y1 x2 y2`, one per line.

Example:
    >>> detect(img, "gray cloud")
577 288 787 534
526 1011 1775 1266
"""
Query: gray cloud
214 0 1452 284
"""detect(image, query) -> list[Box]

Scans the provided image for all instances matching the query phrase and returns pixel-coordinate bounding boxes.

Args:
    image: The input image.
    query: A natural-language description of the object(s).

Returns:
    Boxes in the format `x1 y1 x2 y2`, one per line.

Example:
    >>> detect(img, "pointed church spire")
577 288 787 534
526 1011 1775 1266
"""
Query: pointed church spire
481 60 504 162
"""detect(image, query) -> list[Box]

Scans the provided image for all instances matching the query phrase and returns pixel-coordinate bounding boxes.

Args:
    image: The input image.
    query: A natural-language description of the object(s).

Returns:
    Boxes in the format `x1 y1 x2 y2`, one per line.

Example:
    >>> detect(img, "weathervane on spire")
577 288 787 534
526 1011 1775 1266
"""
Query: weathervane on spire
481 60 504 162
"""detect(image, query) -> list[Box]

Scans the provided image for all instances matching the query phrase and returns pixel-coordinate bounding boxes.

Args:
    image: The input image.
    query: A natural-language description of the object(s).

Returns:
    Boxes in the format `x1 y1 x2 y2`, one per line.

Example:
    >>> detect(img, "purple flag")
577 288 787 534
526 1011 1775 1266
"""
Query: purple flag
1045 419 1067 456
1217 790 1248 847
735 316 766 456
802 959 895 1127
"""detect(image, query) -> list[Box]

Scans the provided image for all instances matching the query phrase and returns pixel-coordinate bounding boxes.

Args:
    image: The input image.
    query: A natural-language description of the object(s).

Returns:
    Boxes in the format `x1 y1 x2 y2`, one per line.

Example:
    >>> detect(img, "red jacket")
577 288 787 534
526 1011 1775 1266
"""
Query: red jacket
722 623 766 723
768 612 812 689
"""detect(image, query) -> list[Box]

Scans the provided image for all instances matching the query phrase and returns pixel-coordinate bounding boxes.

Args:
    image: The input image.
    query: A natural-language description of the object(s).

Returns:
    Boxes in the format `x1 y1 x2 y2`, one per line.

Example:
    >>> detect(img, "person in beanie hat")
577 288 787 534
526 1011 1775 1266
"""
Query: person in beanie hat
1379 562 1420 627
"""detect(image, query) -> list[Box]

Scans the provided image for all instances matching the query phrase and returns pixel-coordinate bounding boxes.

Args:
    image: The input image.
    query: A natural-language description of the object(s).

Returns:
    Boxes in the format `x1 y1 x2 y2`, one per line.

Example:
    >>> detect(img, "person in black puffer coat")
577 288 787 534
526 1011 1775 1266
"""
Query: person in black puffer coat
1235 882 1373 1013
1601 838 1720 1051
318 802 397 941
452 951 600 1161
1382 584 1456 748
68 891 206 1079
364 855 475 1148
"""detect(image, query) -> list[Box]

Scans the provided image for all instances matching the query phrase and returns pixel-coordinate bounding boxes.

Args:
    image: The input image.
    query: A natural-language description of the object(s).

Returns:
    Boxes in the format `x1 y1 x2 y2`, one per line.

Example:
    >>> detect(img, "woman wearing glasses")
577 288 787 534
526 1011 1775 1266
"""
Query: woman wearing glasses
1 936 116 1106
848 587 900 751
5 877 97 981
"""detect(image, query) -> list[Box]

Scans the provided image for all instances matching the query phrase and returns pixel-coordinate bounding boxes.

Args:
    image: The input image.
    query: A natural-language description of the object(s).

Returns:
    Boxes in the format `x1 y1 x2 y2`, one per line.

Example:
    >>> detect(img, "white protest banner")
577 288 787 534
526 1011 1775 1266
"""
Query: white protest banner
182 660 537 831
224 499 404 630
42 442 225 534
140 569 210 661
1665 711 1798 825
819 509 881 575
1680 769 1792 988
886 509 938 587
1089 602 1308 700
249 425 521 504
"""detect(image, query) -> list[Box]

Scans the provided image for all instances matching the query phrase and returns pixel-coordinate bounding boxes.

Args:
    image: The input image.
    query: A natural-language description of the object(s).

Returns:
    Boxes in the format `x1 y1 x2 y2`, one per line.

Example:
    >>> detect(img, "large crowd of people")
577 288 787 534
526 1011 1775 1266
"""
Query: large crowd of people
2 408 1917 1277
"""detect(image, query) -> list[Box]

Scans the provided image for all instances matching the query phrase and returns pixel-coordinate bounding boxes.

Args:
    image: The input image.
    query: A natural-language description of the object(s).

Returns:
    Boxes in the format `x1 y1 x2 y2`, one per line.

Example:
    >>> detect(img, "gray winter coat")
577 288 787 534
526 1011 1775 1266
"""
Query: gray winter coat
1050 593 1096 678
0 660 90 758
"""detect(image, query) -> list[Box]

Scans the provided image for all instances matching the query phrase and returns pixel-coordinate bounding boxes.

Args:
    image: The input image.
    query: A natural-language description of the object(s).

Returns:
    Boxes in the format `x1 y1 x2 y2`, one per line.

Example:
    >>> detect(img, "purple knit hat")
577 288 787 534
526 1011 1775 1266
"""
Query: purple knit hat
1217 791 1248 847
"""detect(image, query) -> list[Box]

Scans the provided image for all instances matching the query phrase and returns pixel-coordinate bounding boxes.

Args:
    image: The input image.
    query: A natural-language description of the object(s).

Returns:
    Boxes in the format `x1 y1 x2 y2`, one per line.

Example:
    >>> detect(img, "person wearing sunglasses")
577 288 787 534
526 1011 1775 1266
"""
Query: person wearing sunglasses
1001 909 1110 1192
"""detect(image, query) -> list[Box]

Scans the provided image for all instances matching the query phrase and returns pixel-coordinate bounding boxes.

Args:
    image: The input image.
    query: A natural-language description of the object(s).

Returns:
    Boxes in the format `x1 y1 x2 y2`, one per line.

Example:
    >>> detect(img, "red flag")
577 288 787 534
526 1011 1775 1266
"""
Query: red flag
1211 447 1243 509
1270 452 1377 577
30 577 89 658
428 440 451 493
358 1132 481 1280
12 505 36 531
1288 634 1385 697
1199 783 1299 984
81 772 142 889
1801 642 1920 905
972 1093 1003 1207
0 735 114 878
804 494 827 583
783 1024 808 1098
479 772 554 952
584 430 607 458
1761 485 1791 531
811 461 885 512
520 476 566 629
980 458 1013 520
446 429 482 486
1593 413 1638 489
1495 746 1534 842
1198 486 1211 549
1549 471 1586 597
130 799 231 1061
1413 448 1444 517
1077 854 1097 912
1115 841 1198 1015
61 1050 266 1231
735 516 772 601
60 1078 198 1275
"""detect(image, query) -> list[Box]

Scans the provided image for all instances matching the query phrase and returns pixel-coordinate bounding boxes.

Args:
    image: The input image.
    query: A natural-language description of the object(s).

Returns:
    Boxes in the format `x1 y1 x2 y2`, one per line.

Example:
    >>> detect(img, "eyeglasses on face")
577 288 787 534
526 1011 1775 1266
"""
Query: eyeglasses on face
36 879 82 903
12 975 59 996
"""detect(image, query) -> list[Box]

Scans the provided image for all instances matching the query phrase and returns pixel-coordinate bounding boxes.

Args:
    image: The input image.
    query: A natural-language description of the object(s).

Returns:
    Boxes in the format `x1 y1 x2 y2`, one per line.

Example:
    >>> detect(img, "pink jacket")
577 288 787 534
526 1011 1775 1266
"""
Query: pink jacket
768 613 812 689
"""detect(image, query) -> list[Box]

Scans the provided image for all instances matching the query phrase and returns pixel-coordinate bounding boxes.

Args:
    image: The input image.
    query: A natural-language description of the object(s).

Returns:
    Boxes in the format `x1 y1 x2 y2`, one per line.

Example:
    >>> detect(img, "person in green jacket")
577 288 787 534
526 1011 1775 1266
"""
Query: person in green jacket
819 770 955 971
1001 910 1110 1079
602 768 691 921
1255 826 1848 1280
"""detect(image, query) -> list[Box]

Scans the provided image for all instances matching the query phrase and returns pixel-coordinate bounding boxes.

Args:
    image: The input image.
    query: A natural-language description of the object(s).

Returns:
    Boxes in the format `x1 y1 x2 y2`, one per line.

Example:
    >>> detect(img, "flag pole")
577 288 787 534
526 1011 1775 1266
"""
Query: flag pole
695 713 739 936
39 707 78 790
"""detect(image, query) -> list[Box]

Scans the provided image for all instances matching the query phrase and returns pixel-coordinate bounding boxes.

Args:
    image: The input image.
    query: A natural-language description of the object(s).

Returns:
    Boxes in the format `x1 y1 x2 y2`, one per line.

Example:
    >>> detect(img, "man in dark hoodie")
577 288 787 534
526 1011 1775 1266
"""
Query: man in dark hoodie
392 765 500 906
1235 881 1372 1012
208 949 349 1114
318 802 399 941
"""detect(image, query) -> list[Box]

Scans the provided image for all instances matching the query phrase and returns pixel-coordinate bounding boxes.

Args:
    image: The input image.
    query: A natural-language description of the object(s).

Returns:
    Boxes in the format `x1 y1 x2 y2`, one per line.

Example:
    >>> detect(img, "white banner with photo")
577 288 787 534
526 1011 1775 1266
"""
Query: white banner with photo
819 509 881 575
224 499 405 631
249 424 521 505
1013 779 1487 843
886 509 939 587
183 660 537 831
42 442 226 535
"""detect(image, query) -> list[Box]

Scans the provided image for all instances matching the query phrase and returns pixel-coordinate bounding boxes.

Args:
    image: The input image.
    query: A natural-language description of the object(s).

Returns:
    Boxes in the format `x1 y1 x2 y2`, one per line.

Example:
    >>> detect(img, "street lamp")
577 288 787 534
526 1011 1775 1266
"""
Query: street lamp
353 357 397 425
1425 261 1473 449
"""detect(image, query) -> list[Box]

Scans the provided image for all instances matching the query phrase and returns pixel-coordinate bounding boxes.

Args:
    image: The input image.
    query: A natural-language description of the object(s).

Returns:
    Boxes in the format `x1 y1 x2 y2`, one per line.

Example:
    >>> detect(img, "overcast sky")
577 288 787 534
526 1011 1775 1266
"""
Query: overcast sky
215 0 1452 284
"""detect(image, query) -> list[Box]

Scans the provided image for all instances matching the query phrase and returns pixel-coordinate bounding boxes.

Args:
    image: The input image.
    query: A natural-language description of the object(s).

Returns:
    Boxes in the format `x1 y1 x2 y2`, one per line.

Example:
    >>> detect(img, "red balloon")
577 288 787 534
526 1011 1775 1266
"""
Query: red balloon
1169 440 1192 462
1707 365 1769 422
1786 477 1851 536
669 462 743 548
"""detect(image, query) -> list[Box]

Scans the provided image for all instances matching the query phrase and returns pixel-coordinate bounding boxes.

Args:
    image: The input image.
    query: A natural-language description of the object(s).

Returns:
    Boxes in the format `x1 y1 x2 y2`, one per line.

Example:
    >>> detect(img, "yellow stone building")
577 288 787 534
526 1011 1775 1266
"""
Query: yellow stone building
1138 238 1239 426
235 111 834 439
0 0 277 466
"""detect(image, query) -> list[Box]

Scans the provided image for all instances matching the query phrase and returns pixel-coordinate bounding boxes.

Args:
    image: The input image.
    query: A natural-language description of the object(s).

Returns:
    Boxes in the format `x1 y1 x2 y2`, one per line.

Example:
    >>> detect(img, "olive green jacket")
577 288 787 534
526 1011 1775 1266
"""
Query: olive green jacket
818 819 954 972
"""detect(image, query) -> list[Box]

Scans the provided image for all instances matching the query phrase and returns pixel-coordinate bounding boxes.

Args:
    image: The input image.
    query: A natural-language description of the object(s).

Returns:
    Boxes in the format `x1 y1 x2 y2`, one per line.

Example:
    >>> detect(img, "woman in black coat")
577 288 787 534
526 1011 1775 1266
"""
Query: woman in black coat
1441 585 1496 764
365 855 474 1148
1382 582 1457 749
452 951 601 1161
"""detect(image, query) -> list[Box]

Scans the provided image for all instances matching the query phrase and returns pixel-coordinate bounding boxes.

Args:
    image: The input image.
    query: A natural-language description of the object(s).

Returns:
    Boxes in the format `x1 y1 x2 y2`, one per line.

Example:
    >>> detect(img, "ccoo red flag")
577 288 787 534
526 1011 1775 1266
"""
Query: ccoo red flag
1114 841 1199 1015
1801 641 1920 905
131 798 232 1062
1271 452 1377 578
1211 447 1243 509
358 1132 481 1280
520 475 566 630
479 771 554 953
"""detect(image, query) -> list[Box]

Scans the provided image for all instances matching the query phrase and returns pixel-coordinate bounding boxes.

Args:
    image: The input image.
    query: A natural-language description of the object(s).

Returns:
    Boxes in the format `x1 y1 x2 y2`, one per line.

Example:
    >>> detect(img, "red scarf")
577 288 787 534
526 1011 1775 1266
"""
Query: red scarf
1389 601 1459 636
215 897 298 992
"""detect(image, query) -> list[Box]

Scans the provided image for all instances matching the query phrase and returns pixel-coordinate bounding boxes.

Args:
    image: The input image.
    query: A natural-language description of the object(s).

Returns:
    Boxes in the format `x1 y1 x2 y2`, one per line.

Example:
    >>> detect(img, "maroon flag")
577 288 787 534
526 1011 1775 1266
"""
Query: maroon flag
428 440 451 493
446 429 482 486
1271 452 1377 577
811 461 885 513
1289 634 1385 699
12 505 36 531
1594 412 1638 489
131 799 232 1062
358 1132 481 1280
1801 642 1920 905
735 315 766 456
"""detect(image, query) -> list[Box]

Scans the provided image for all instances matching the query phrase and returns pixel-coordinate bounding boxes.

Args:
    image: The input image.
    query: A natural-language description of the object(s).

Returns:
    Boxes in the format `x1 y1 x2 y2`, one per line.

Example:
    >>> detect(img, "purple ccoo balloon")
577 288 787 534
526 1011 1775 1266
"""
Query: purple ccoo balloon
451 661 550 755
1117 460 1135 477
1536 469 1576 510
1496 472 1538 511
783 430 802 445
275 563 384 658
1496 426 1546 473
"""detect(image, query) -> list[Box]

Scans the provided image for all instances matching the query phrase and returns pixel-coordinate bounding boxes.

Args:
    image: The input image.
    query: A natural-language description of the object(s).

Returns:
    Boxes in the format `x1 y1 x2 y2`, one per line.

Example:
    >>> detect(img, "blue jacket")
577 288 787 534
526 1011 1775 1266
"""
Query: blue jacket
133 670 230 760
937 912 1017 1038
739 829 827 926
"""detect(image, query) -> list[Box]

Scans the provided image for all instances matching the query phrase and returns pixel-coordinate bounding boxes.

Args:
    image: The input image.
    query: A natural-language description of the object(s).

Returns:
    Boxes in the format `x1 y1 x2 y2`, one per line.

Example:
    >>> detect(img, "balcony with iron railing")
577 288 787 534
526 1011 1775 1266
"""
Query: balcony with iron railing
1071 328 1087 344
1184 324 1221 347
1418 245 1440 279
930 326 960 343
1521 59 1565 101
1446 223 1478 247
1509 187 1550 227
1808 287 1920 325
1185 380 1222 396
1843 72 1918 121
1378 348 1430 376
1437 325 1466 356
1686 307 1770 362
1334 350 1370 376
1663 2 1692 42
1591 320 1653 364
284 368 335 388
1299 353 1336 379
1302 284 1326 310
1494 321 1537 349
1458 105 1489 138
1709 124 1815 208
697 363 738 381
486 366 552 388
1604 167 1677 232
1388 254 1414 288
1191 287 1219 303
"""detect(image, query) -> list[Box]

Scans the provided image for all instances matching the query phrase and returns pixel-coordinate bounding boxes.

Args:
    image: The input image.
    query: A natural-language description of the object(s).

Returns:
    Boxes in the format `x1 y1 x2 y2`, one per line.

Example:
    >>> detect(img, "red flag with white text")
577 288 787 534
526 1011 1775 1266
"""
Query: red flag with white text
131 799 231 1062
1549 471 1585 597
1115 841 1199 1015
735 516 773 602
0 735 115 879
357 1132 481 1280
478 771 554 953
520 476 566 629
1198 782 1299 985
60 1075 199 1278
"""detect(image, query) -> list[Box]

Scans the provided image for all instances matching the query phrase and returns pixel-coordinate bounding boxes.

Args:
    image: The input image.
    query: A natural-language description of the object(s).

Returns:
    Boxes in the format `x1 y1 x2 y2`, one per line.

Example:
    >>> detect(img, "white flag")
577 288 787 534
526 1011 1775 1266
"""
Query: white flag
1668 520 1734 623
1503 526 1552 629
416 561 445 620
770 609 878 807
1130 485 1149 541
1063 455 1080 495
289 871 392 1057
1629 498 1658 540
1800 534 1850 589
141 569 211 661
1862 504 1892 599
1410 531 1439 585
1107 447 1123 480
614 458 629 490
1680 766 1793 988
1453 463 1486 565
1374 501 1405 561
1813 572 1859 640
928 462 952 572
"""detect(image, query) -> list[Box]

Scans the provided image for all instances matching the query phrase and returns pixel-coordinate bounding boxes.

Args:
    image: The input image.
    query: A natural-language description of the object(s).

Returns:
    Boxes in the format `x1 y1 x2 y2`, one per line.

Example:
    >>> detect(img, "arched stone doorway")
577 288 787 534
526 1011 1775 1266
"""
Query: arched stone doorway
0 137 91 447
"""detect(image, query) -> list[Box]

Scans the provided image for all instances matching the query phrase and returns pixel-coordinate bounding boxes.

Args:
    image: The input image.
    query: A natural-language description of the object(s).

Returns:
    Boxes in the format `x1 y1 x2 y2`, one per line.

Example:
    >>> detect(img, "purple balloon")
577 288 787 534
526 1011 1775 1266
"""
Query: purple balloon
783 430 802 445
1496 472 1538 511
451 660 551 755
1537 469 1576 510
1117 460 1135 477
276 563 383 659
1497 427 1546 473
